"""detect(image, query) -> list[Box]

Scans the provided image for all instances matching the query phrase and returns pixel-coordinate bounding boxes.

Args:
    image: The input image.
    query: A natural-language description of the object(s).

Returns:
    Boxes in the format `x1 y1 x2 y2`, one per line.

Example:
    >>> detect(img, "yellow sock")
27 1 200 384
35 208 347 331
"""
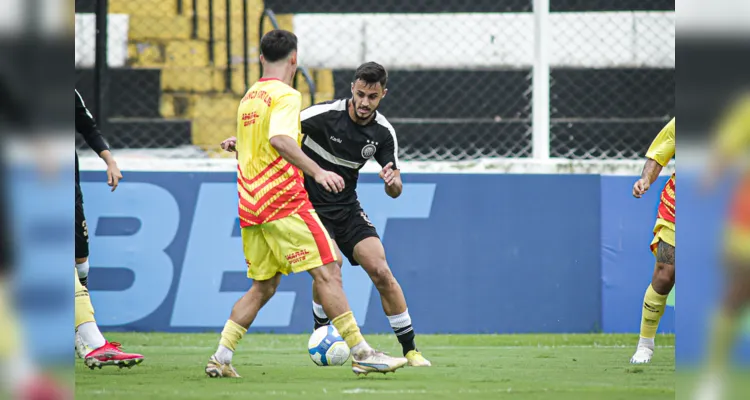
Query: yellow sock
332 311 365 349
75 267 96 328
219 320 247 352
640 284 668 339
707 310 739 371
0 280 19 358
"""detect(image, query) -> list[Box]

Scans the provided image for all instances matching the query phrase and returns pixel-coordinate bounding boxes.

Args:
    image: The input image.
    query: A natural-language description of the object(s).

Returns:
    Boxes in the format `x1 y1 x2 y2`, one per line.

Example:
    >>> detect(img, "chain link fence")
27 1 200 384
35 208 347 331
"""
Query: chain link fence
75 0 674 161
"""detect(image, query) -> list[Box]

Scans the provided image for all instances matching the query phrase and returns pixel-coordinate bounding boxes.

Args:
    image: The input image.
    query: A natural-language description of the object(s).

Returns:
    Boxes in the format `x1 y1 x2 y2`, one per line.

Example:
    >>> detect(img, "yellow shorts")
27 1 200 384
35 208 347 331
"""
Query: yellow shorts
650 218 675 257
725 225 750 263
242 209 337 281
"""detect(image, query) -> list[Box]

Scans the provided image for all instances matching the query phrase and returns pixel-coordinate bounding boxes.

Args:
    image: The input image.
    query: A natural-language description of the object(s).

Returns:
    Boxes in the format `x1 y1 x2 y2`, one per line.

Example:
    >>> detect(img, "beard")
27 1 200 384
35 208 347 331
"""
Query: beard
352 100 377 121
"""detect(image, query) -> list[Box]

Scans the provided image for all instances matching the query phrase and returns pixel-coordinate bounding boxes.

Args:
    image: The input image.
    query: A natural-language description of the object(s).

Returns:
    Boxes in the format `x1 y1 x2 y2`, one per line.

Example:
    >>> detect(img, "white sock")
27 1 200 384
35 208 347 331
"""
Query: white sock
638 337 655 350
77 322 106 349
76 260 90 280
215 344 234 364
312 301 328 320
351 340 372 357
387 309 412 331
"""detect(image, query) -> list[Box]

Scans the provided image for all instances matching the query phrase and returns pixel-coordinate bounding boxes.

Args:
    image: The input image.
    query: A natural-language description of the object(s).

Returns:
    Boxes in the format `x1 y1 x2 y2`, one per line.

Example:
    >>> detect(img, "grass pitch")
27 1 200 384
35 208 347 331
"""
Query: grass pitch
75 333 674 399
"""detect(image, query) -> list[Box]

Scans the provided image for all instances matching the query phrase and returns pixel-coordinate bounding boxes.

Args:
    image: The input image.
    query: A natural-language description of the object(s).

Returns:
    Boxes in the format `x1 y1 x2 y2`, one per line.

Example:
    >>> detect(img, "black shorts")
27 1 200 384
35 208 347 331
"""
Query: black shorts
317 204 379 266
75 183 89 259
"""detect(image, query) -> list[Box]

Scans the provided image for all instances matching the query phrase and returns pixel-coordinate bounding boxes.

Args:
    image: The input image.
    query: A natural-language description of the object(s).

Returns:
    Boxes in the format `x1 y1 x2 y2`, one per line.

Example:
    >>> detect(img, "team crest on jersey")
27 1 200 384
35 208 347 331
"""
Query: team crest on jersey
361 140 378 158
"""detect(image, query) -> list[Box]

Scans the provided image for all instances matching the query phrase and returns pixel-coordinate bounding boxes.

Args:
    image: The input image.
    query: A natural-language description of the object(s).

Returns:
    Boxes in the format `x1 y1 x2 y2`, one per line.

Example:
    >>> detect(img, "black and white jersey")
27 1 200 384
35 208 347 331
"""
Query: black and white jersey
75 89 109 188
301 98 399 209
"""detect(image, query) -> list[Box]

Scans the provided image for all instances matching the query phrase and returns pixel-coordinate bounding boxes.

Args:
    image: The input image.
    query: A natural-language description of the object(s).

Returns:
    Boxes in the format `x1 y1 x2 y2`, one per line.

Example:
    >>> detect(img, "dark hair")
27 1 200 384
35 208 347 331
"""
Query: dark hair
260 30 298 62
353 62 388 88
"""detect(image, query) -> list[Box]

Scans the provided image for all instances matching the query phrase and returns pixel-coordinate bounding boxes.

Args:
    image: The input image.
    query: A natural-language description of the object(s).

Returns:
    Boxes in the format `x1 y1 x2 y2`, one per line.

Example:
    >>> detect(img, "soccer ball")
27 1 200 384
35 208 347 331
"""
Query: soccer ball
308 325 350 366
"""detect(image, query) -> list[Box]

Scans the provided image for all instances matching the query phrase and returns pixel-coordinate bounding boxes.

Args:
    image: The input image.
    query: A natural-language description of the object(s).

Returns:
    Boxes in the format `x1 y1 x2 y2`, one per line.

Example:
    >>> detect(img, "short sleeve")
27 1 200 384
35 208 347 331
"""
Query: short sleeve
269 92 301 140
300 105 327 140
645 118 675 167
374 125 399 170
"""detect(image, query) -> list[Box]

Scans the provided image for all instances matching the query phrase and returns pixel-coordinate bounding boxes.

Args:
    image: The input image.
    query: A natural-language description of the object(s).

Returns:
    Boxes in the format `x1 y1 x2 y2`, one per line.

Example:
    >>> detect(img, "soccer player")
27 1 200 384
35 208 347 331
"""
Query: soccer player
74 89 143 369
694 95 750 399
221 62 430 367
204 30 407 378
630 117 675 364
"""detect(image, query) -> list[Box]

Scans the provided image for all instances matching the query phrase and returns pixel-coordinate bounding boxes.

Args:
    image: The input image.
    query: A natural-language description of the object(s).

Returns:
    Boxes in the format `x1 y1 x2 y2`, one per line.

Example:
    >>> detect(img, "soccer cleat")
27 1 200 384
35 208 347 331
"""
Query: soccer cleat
405 350 431 367
84 341 144 369
629 346 654 364
74 331 92 360
205 355 241 378
351 350 408 376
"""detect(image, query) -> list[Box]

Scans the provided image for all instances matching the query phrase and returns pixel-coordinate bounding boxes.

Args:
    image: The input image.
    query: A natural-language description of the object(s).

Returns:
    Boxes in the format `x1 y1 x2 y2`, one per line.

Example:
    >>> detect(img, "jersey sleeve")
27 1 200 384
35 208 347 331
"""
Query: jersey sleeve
269 92 302 141
300 105 327 140
374 125 400 170
645 117 675 167
75 89 110 154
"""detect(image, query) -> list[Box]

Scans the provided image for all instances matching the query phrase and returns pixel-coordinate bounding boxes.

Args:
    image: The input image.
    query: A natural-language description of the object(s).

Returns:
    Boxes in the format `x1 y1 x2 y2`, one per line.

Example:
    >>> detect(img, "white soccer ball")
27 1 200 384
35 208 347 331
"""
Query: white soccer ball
308 325 350 366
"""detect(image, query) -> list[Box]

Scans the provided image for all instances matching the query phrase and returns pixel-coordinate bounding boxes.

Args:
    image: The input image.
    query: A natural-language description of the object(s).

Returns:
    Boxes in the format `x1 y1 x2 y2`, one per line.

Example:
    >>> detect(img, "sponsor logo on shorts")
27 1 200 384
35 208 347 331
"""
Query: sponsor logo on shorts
286 249 310 264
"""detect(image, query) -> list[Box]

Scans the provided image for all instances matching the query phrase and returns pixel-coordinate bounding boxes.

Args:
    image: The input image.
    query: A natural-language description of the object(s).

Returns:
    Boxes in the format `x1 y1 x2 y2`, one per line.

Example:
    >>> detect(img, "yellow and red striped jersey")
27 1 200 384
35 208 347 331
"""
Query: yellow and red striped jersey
646 117 675 224
235 78 311 227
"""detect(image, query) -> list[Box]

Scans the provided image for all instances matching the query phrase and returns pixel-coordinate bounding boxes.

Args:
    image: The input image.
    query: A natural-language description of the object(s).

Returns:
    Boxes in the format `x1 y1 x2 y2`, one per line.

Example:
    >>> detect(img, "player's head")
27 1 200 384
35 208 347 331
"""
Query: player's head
350 62 388 121
259 30 298 81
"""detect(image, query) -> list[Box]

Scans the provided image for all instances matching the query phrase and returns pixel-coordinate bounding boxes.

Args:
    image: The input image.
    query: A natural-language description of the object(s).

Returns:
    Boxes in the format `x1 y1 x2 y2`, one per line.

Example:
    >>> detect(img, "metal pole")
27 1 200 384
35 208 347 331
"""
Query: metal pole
208 0 215 64
191 0 198 38
532 0 550 160
225 0 232 92
243 0 249 89
94 0 109 132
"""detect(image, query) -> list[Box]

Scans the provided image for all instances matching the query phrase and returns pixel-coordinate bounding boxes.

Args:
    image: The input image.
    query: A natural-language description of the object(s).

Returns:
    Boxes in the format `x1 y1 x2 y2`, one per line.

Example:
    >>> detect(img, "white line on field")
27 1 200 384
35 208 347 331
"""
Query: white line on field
122 345 675 351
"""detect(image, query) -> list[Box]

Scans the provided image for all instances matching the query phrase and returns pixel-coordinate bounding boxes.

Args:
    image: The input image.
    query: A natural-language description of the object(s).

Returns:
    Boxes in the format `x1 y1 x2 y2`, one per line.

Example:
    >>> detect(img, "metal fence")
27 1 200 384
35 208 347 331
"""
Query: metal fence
75 0 675 161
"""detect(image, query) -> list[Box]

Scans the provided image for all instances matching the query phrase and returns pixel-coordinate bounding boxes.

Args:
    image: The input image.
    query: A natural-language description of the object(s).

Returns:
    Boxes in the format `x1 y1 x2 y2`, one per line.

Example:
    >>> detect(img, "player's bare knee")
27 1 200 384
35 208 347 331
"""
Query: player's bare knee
369 263 396 292
652 262 675 292
252 276 280 301
310 262 343 288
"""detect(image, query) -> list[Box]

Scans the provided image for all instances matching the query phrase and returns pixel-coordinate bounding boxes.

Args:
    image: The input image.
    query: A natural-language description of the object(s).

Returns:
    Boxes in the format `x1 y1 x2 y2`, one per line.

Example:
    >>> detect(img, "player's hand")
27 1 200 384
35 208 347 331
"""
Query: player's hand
315 170 345 193
379 162 396 186
221 136 237 152
632 178 650 198
106 162 122 192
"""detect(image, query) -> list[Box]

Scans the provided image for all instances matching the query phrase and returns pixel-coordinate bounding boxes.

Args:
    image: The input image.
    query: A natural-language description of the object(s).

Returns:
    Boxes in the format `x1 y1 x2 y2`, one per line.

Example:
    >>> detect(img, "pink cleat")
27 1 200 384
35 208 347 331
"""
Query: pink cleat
84 342 144 370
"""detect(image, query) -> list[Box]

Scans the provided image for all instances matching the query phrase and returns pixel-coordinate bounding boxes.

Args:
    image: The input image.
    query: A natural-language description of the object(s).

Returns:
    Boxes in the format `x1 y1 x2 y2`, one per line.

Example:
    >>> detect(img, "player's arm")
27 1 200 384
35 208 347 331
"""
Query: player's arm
75 90 122 191
269 94 344 193
374 127 402 198
703 96 750 190
633 118 675 198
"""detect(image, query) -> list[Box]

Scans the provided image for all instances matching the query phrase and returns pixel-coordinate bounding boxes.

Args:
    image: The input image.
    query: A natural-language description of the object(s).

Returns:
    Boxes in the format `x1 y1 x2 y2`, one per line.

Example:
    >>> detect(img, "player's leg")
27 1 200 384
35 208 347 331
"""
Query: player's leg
352 237 431 366
75 185 89 287
311 242 342 330
74 267 143 369
206 224 283 378
631 238 675 364
287 210 407 374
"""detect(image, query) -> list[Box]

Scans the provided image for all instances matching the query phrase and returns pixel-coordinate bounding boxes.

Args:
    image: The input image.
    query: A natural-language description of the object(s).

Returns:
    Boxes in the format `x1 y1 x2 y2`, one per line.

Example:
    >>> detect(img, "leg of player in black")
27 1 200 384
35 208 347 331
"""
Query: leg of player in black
75 183 89 287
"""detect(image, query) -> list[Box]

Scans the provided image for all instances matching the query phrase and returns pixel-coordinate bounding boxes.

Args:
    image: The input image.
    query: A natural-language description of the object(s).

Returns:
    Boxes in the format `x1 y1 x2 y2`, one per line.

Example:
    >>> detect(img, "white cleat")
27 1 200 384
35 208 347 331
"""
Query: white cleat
74 331 93 360
693 373 724 400
205 355 241 378
630 346 654 364
351 350 408 376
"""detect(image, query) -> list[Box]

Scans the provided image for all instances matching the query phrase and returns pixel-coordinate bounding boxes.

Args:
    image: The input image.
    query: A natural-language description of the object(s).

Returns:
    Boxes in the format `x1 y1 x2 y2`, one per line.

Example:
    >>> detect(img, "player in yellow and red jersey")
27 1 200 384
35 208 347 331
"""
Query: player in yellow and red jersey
204 30 407 378
694 94 750 400
630 117 675 364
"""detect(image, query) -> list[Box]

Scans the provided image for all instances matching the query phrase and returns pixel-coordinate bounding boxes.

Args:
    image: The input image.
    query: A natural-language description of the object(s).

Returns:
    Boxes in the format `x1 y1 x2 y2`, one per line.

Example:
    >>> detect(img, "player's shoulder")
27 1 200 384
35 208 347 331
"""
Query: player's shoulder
301 98 348 120
373 112 397 137
661 117 675 138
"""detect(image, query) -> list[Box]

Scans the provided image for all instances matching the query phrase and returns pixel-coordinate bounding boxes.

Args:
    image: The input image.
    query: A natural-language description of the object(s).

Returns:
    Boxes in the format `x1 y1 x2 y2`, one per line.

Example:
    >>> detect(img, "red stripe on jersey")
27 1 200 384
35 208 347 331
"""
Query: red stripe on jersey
247 163 294 197
238 178 310 226
656 176 676 223
299 210 335 265
239 175 299 211
238 156 285 186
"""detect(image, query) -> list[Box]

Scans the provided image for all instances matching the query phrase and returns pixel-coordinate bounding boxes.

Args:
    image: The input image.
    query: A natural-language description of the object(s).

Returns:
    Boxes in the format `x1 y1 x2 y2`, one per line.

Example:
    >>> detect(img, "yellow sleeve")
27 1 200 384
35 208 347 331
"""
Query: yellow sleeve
715 96 750 158
645 118 675 166
269 92 301 141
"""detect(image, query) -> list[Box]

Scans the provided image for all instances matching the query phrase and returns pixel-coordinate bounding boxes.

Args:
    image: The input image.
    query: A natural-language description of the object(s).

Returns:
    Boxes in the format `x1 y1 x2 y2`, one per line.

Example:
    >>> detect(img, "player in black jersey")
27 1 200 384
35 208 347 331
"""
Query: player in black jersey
221 62 430 366
74 89 143 369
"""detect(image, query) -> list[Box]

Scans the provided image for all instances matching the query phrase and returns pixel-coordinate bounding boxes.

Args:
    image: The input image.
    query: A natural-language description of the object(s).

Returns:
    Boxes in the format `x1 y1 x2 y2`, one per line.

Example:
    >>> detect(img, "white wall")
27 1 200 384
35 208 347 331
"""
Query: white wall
75 13 130 68
294 12 675 69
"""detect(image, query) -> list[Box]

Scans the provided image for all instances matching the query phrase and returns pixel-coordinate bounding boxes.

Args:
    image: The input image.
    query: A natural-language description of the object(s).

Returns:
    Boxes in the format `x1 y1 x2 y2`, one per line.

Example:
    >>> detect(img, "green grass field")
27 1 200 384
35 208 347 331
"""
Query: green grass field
75 333 674 400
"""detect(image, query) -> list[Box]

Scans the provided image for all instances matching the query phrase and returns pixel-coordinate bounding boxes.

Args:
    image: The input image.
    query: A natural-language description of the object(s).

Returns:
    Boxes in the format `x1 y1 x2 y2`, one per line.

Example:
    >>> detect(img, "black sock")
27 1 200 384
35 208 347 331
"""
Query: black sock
394 325 417 355
313 312 330 330
79 277 88 288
